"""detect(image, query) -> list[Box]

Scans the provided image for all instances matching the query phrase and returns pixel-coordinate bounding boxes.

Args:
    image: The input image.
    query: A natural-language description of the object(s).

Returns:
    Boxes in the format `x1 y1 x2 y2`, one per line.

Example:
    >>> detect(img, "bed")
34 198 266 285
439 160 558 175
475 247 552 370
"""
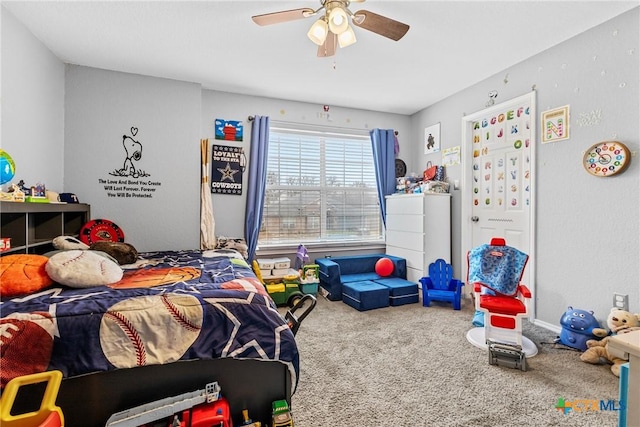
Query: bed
0 249 299 426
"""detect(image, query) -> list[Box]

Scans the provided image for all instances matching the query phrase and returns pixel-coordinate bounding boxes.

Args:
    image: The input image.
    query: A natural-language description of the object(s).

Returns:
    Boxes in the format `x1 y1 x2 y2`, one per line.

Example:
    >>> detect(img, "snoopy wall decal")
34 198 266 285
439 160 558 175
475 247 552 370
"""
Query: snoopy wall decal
110 127 150 178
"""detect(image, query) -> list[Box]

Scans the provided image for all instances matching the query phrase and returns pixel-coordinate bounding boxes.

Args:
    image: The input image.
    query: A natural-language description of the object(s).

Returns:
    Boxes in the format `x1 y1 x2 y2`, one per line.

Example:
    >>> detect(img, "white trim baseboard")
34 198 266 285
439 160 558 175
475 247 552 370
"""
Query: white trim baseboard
531 318 561 335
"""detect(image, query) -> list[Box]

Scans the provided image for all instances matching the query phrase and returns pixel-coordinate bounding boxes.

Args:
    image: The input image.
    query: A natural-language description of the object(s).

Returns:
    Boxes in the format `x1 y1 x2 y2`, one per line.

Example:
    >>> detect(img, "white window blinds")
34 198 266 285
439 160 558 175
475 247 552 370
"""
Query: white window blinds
259 125 383 246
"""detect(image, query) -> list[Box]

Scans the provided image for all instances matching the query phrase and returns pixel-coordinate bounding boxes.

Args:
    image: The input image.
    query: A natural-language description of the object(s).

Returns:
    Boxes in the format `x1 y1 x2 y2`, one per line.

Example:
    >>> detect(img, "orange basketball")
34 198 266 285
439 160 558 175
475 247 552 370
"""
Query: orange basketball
0 254 53 297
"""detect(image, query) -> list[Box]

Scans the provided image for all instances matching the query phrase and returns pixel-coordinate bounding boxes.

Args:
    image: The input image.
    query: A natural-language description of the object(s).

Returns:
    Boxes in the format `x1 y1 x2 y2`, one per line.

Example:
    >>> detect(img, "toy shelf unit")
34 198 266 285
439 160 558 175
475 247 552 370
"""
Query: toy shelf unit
385 193 451 283
0 202 90 255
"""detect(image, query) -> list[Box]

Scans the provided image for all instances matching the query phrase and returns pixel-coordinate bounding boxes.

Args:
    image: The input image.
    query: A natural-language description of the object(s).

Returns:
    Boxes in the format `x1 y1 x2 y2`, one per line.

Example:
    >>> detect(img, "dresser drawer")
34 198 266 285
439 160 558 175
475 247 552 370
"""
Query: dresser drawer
387 245 425 273
385 195 423 215
386 214 424 233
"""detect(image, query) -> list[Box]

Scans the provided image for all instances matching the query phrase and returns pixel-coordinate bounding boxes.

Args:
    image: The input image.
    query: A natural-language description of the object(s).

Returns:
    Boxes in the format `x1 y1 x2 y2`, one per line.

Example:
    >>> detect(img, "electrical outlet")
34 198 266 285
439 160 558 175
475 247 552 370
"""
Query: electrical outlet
613 293 629 312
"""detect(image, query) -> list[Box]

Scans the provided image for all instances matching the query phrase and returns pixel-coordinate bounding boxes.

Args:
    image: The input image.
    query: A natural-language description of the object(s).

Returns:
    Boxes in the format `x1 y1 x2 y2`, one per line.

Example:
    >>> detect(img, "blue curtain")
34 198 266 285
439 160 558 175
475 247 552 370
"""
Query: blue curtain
244 115 270 261
370 129 396 227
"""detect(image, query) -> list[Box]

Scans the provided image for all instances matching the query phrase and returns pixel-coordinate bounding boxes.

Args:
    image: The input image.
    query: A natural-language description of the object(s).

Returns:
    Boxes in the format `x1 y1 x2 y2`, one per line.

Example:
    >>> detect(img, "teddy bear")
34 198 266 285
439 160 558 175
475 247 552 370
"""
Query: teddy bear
580 308 640 376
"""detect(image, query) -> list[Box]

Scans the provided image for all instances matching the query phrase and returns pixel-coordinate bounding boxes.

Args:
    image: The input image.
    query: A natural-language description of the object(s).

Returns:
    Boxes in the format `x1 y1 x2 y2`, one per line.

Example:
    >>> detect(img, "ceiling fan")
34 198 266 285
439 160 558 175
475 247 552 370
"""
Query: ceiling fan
251 0 410 57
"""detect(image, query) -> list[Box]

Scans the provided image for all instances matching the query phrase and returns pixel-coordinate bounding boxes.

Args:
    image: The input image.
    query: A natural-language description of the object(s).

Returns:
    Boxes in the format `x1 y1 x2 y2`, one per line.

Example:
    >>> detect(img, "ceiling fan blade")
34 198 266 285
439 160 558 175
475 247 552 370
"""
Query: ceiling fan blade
351 10 409 41
317 31 337 57
252 8 315 26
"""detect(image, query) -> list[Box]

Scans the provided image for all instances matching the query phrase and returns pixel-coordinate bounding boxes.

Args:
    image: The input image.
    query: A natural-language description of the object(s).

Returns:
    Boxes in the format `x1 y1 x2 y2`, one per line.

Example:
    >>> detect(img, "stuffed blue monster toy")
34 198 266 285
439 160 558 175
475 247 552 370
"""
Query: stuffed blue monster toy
557 306 608 351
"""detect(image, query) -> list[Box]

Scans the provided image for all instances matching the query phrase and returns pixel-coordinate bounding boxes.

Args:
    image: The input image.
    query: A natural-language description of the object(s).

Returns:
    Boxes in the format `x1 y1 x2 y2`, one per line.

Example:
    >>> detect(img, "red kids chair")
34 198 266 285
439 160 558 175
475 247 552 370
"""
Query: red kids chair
466 238 537 369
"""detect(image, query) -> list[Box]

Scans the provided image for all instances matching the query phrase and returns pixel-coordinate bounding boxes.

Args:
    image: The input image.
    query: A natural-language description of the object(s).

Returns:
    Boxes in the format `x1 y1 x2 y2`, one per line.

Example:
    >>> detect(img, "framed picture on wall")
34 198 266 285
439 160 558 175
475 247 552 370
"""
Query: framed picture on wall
541 105 570 143
424 122 441 154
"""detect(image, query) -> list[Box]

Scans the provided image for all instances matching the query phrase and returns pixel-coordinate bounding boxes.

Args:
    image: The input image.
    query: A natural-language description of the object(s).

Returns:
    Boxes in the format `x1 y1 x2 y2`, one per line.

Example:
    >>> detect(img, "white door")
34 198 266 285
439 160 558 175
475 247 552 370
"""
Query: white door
461 92 536 314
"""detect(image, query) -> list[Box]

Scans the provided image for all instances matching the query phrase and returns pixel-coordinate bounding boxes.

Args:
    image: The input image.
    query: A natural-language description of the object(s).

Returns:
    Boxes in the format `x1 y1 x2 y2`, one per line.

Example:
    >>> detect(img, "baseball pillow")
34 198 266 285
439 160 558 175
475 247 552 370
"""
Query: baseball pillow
46 250 123 288
0 254 53 297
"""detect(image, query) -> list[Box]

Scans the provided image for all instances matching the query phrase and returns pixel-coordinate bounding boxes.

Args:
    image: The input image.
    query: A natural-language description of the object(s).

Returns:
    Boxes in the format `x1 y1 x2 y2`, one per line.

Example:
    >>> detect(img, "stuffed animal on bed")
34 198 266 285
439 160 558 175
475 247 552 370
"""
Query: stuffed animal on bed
53 235 138 265
580 308 640 376
89 241 138 265
215 236 248 259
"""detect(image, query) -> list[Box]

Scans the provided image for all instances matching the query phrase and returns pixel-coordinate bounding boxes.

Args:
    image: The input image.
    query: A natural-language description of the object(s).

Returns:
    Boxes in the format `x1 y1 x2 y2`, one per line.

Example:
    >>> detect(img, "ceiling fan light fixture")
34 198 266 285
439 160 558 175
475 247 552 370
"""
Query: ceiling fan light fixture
338 25 357 48
328 7 349 34
307 18 328 45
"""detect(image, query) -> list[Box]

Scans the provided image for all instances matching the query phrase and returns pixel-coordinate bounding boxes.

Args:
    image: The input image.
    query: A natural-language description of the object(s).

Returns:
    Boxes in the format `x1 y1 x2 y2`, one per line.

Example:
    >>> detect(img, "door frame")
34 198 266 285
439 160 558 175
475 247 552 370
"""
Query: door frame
460 91 537 319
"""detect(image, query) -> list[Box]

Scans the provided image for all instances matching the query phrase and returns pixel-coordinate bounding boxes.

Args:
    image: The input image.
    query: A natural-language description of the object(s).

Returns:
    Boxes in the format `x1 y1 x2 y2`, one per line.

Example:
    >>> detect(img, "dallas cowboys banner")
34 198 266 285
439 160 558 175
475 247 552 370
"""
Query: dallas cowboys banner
211 144 243 195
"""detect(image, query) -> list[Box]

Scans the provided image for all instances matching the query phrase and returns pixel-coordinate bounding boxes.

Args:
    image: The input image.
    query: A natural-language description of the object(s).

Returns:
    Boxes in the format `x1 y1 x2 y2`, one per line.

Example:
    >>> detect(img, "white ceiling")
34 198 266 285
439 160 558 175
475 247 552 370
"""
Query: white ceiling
3 1 638 115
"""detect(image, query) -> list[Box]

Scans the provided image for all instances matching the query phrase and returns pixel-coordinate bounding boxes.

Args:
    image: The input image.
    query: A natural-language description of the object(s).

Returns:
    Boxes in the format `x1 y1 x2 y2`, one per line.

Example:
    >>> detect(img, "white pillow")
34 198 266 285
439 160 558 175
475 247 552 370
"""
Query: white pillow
46 250 123 288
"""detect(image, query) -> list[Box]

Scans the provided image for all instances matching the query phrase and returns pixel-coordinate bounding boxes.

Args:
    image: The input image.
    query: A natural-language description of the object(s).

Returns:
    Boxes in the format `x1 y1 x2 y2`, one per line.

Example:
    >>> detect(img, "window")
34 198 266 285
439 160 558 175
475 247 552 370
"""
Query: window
259 124 383 246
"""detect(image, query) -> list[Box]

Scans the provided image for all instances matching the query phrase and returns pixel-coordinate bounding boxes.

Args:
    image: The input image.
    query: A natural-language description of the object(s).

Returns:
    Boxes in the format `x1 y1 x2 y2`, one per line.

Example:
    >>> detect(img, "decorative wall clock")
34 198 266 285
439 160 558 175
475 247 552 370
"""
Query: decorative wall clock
582 141 630 177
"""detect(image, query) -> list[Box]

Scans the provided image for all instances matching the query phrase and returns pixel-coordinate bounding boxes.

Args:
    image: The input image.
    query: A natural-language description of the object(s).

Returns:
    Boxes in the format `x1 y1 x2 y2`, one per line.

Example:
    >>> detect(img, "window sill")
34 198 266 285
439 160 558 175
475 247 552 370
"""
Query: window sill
256 241 385 257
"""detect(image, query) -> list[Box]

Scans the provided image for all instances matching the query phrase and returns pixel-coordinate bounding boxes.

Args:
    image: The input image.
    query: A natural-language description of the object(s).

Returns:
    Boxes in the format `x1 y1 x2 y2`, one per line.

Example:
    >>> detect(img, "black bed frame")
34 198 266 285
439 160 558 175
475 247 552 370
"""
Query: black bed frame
12 358 291 426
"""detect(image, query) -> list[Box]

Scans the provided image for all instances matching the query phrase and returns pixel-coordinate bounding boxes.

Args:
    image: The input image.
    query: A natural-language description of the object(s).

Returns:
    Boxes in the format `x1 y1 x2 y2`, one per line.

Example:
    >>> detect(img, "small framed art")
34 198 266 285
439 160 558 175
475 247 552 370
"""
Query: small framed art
541 105 570 143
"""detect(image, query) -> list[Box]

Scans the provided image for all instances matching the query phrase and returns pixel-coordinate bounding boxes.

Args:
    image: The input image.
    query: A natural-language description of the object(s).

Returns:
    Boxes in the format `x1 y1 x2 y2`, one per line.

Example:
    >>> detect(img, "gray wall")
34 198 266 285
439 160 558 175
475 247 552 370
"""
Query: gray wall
63 66 202 251
2 4 638 329
1 7 65 191
410 8 639 328
201 90 411 239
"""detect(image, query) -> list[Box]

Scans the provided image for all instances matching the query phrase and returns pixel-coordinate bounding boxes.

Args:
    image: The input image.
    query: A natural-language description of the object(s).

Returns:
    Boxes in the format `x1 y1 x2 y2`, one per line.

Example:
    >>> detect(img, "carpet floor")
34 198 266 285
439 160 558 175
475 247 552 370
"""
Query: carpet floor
289 295 623 426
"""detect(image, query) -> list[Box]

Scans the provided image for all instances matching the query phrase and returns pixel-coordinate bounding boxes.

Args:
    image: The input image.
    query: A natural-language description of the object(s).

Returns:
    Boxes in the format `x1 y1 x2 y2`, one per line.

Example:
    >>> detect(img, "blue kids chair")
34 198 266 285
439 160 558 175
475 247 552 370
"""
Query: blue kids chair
420 259 464 310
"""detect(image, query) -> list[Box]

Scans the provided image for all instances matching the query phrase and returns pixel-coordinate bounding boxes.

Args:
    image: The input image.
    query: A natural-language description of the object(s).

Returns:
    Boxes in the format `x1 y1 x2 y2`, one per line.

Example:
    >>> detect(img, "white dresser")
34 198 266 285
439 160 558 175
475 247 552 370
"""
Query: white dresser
385 193 452 283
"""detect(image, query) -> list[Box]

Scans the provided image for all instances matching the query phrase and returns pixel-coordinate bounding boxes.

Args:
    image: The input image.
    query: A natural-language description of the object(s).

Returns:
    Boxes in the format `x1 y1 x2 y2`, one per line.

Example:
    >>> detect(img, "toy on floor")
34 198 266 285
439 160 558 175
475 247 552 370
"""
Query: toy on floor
294 244 309 270
252 260 304 307
298 264 319 295
465 237 534 370
555 306 608 351
580 308 640 376
420 258 464 310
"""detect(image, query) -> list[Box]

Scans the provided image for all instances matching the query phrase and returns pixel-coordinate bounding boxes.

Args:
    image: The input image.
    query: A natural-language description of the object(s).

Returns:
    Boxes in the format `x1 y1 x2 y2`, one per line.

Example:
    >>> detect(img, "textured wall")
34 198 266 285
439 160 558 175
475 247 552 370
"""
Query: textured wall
64 66 202 252
411 8 639 327
1 7 65 192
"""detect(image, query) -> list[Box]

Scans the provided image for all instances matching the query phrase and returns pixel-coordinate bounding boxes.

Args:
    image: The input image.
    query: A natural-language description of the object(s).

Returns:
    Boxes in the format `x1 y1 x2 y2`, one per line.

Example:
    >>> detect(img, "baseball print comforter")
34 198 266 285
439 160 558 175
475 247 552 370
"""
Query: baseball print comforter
0 250 299 390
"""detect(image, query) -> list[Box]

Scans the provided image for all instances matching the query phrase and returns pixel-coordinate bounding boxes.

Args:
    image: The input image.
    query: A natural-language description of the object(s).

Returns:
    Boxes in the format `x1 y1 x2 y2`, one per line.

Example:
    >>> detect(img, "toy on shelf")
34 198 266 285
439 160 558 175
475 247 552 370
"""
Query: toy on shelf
2 184 25 202
0 149 16 185
240 408 261 426
271 399 293 427
105 381 232 427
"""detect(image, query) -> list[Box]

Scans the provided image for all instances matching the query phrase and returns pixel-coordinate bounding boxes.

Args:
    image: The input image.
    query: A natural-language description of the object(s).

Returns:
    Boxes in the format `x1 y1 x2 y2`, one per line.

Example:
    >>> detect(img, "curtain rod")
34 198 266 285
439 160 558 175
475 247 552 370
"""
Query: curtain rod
247 116 398 135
